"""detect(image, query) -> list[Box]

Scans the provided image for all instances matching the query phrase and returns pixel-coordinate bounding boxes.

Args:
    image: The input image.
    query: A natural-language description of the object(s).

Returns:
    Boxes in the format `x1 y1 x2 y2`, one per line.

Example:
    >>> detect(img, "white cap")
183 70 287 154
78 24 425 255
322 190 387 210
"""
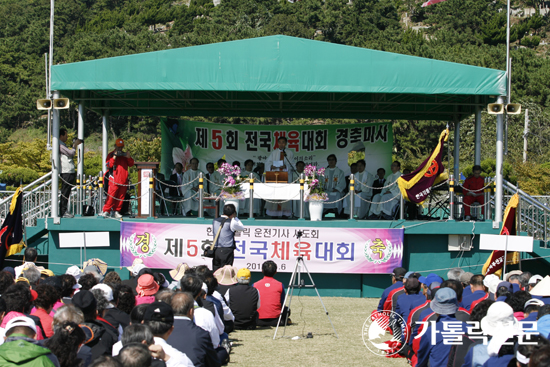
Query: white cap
529 275 543 285
5 316 37 334
132 264 148 278
92 284 114 302
66 265 82 281
483 274 499 288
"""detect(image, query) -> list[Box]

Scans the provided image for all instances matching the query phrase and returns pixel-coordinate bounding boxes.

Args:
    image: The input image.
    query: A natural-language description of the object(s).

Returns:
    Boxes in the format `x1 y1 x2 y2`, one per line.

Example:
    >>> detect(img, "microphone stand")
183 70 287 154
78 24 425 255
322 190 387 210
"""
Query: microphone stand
283 150 298 178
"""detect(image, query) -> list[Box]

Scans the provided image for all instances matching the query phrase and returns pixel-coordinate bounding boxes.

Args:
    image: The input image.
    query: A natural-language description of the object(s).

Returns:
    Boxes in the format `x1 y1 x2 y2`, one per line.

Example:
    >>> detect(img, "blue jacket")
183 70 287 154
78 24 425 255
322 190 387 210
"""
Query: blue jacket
417 314 467 367
462 342 489 367
462 285 472 299
462 290 487 312
537 314 550 338
522 312 538 332
395 293 427 324
483 354 514 367
377 282 403 311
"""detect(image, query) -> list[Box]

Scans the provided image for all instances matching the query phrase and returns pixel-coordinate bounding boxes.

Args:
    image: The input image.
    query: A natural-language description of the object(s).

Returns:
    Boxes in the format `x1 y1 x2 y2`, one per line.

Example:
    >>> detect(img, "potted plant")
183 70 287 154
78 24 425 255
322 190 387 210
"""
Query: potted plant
304 165 328 221
217 163 245 214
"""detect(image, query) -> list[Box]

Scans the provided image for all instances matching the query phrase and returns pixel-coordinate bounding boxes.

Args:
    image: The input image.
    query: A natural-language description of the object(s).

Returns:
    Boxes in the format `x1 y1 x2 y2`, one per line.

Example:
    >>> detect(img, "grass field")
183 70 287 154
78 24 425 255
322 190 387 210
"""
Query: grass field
228 296 409 367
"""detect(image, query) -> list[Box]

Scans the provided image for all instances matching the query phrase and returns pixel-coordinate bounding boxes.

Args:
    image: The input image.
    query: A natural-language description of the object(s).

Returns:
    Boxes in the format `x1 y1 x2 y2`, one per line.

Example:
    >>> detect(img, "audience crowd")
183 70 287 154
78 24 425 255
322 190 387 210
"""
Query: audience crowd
0 248 289 367
377 266 550 367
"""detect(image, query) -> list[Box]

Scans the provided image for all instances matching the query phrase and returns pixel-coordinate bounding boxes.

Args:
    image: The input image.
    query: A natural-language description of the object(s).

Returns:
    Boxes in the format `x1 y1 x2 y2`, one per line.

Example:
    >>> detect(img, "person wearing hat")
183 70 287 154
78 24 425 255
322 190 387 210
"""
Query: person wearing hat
377 267 407 311
0 316 60 367
73 289 117 360
461 275 488 312
529 274 544 292
143 301 194 367
416 288 468 367
211 204 245 272
213 266 237 297
226 269 260 330
462 302 520 367
135 274 160 306
121 259 148 296
100 138 134 218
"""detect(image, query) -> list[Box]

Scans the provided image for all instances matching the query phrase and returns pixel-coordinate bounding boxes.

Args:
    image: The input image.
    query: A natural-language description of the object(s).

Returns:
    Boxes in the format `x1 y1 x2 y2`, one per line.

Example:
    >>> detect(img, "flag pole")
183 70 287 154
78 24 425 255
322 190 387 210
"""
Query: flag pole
506 0 511 102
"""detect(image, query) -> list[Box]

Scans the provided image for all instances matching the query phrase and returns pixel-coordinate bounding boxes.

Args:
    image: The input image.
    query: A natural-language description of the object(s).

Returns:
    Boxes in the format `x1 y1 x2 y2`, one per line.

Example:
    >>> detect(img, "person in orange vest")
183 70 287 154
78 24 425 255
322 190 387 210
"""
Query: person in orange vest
100 139 134 218
462 165 485 221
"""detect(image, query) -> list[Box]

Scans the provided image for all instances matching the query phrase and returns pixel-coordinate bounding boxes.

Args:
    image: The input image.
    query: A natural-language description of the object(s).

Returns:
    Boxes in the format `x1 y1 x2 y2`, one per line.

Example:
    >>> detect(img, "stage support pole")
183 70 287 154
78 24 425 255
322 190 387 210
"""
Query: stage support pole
399 193 405 220
98 172 103 215
495 96 505 223
77 102 85 215
198 172 204 219
299 173 304 220
453 118 460 181
475 107 482 166
349 174 355 221
148 174 154 219
51 90 60 221
449 174 455 221
248 173 254 220
524 109 529 163
102 110 109 175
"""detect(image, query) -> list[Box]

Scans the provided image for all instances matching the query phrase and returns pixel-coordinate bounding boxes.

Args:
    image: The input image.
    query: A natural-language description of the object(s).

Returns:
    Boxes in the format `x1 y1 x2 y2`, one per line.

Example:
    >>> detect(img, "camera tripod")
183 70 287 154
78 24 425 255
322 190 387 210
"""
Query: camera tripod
273 230 338 339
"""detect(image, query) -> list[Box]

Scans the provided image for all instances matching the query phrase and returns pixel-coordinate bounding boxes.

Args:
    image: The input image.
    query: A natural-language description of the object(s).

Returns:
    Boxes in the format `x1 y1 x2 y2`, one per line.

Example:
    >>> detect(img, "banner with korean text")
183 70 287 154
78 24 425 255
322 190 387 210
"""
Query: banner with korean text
160 119 393 178
120 222 403 273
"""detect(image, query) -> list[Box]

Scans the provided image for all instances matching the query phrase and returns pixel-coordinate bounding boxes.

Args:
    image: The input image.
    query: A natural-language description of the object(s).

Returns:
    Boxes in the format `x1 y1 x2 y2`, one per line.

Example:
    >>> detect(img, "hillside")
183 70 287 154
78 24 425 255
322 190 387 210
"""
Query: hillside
1 0 550 193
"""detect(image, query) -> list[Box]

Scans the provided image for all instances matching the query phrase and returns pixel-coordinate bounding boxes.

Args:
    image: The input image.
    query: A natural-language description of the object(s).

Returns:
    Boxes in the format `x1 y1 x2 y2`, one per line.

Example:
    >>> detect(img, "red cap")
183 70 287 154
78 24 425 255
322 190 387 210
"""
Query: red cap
30 289 38 301
115 138 124 147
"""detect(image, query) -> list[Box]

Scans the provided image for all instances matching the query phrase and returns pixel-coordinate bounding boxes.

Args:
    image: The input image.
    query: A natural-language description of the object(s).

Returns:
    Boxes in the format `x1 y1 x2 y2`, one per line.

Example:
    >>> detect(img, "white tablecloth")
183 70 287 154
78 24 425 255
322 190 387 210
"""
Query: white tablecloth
241 183 309 201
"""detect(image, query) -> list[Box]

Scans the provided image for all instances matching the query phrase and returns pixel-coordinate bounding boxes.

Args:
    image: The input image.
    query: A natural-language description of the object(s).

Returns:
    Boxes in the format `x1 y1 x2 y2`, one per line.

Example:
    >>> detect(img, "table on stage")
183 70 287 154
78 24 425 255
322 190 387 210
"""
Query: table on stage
241 183 309 201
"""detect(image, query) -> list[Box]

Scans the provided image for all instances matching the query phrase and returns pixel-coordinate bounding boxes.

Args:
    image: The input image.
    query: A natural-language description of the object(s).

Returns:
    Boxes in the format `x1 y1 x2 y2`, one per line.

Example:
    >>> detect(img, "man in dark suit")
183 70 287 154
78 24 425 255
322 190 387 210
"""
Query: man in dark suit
169 163 184 197
168 292 222 367
372 168 386 198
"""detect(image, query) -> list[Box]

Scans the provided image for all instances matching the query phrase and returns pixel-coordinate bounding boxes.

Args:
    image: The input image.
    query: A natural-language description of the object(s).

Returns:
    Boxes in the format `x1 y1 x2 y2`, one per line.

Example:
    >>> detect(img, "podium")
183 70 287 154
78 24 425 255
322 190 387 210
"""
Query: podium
135 162 159 218
265 171 288 183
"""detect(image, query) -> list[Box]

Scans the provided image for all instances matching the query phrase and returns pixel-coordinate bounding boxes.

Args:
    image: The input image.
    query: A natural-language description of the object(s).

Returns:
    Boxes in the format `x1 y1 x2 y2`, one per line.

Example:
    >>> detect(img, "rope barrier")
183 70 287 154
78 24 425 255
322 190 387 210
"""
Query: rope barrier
355 180 397 190
160 192 199 203
156 175 200 188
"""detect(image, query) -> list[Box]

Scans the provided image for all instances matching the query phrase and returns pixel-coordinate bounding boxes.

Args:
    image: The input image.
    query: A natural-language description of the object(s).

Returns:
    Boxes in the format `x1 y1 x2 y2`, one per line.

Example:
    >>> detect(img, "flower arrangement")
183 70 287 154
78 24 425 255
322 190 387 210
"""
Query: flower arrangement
217 163 245 199
304 164 328 202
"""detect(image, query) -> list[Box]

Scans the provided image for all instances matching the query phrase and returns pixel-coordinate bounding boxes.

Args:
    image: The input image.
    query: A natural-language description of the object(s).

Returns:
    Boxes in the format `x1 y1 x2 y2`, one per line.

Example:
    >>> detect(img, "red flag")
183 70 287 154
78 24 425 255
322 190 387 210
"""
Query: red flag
397 129 448 204
482 194 520 277
422 0 448 7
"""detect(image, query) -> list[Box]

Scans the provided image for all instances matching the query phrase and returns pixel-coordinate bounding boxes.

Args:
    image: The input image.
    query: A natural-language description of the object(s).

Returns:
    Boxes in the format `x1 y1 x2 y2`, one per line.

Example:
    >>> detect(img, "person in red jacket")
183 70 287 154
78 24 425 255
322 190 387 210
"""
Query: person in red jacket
100 139 134 218
462 165 485 220
253 260 290 326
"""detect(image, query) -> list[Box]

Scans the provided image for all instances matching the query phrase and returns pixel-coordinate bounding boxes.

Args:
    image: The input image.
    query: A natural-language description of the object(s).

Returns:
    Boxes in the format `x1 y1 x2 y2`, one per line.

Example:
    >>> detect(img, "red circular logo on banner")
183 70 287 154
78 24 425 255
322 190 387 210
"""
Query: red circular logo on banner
424 160 438 178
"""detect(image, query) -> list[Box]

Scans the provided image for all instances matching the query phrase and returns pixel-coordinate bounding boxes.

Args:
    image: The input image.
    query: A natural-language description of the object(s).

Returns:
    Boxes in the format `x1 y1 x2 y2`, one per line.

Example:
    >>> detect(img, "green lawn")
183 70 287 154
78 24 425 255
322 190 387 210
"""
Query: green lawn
228 296 409 367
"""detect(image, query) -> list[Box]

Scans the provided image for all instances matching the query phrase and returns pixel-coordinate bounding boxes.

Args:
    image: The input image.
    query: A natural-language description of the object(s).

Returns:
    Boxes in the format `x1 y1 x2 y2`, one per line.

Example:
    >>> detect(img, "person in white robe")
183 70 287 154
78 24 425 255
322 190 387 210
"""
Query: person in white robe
265 136 294 217
368 161 402 219
240 159 261 217
292 161 310 219
323 154 346 216
180 158 203 216
343 159 374 219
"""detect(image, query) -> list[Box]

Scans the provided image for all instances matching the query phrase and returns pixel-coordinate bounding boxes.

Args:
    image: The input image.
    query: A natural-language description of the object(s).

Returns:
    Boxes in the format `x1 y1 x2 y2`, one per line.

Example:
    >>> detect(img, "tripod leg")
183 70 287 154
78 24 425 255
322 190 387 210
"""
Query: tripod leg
273 258 300 339
300 260 339 338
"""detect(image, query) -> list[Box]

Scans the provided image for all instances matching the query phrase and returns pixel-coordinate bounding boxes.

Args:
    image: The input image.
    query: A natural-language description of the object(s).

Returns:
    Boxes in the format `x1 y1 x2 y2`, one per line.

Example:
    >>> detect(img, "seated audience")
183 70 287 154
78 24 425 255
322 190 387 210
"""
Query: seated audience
169 292 223 367
45 321 86 367
0 316 60 366
143 301 194 367
226 269 260 330
254 261 290 327
461 274 488 311
377 267 406 311
31 283 59 338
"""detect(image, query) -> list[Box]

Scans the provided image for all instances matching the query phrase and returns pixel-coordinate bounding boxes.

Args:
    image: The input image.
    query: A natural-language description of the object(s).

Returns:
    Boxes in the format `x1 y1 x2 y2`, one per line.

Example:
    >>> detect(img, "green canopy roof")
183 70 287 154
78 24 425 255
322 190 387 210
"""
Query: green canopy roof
52 35 506 120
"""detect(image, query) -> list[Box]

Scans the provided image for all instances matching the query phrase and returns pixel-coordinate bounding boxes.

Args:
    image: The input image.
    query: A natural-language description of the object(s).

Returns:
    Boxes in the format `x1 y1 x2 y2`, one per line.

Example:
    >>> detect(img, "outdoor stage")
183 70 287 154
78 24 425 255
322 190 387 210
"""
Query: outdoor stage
30 215 548 298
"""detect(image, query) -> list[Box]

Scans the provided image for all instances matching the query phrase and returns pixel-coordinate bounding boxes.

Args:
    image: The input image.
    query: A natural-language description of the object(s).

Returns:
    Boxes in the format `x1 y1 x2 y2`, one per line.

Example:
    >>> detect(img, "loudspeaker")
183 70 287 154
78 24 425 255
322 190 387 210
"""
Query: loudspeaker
487 103 504 114
36 99 52 110
506 104 521 114
53 98 70 109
